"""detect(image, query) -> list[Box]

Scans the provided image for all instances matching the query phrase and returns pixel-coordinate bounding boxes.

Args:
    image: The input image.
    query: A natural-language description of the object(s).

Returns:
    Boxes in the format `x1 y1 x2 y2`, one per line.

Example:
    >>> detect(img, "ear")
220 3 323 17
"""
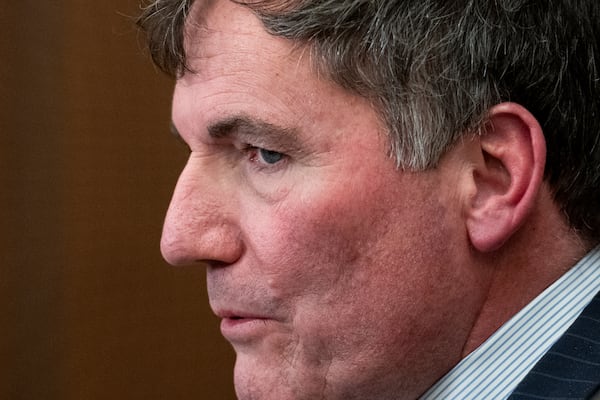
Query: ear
465 102 546 252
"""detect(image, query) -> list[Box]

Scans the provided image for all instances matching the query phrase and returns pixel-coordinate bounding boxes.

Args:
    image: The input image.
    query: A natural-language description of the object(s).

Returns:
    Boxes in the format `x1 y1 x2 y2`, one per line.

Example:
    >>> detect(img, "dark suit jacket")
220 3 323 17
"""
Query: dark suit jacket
508 291 600 400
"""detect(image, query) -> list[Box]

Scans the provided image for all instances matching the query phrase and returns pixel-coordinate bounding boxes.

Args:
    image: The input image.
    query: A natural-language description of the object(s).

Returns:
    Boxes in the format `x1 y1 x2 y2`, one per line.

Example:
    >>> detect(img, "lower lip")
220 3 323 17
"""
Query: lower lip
220 318 273 343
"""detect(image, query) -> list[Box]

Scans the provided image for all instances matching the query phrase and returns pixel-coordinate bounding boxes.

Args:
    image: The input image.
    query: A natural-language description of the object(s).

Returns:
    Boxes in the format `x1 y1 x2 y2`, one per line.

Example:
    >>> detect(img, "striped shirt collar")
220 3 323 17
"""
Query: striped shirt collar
420 246 600 400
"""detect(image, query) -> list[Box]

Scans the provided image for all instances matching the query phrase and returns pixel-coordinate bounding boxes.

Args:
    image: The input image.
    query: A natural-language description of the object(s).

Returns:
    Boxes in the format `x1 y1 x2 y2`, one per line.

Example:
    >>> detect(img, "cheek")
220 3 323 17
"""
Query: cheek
262 174 462 316
253 174 440 289
252 187 375 298
247 177 429 342
237 172 483 397
256 188 464 386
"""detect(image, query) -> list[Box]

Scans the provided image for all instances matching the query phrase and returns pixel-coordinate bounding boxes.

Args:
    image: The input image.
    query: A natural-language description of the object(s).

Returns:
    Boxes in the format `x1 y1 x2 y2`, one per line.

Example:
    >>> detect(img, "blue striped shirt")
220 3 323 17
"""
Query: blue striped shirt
420 246 600 400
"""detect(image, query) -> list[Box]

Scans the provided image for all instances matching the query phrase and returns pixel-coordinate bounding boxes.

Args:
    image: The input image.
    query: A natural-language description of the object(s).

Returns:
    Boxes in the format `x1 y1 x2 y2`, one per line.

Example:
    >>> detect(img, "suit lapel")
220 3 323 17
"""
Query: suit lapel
508 291 600 399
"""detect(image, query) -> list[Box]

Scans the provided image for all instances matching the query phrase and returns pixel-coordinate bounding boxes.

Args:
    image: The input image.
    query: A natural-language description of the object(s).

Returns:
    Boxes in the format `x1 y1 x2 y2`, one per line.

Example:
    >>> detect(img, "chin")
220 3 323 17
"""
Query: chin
233 354 332 400
232 353 418 400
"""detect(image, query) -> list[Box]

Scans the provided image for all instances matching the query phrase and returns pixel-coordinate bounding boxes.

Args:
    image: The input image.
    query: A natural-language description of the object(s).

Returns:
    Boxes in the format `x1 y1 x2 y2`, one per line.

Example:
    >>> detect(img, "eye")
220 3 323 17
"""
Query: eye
241 144 288 171
257 148 284 165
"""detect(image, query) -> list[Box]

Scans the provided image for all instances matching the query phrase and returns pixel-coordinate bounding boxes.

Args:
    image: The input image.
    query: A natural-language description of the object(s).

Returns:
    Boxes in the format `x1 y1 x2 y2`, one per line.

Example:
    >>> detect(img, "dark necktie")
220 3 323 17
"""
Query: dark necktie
508 292 600 400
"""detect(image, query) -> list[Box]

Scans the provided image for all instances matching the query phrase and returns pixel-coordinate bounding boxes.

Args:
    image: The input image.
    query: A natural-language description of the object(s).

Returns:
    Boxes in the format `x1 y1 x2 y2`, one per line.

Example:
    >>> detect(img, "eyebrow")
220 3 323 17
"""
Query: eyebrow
208 115 298 143
206 115 302 152
170 115 304 153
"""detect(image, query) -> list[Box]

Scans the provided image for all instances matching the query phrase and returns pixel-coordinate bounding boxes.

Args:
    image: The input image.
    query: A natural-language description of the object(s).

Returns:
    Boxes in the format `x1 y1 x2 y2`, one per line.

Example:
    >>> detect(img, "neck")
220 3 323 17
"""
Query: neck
461 187 591 357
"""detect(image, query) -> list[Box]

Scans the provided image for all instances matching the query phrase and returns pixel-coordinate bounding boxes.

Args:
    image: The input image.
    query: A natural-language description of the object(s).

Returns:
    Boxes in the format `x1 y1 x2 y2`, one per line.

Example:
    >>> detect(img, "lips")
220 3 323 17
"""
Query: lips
210 291 283 344
215 308 270 321
217 312 275 343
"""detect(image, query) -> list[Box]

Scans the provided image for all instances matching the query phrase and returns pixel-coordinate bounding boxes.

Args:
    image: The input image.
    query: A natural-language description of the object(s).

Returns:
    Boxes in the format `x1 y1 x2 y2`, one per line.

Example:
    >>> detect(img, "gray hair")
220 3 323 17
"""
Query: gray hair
138 0 600 241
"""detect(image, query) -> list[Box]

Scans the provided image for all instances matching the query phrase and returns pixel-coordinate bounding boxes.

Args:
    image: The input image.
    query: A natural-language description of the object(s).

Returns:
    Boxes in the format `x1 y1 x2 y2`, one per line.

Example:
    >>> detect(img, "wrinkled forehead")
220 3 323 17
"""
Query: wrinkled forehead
182 0 308 49
181 0 308 79
184 1 263 58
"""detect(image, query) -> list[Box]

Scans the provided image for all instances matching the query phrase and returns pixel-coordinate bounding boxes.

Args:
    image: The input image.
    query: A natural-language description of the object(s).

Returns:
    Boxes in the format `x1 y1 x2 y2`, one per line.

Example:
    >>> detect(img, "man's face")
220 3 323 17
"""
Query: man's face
162 1 488 399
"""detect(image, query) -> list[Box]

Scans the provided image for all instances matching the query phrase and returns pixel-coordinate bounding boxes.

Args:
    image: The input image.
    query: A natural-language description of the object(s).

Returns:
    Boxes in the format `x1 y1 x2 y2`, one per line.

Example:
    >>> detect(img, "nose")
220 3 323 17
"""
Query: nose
160 160 244 266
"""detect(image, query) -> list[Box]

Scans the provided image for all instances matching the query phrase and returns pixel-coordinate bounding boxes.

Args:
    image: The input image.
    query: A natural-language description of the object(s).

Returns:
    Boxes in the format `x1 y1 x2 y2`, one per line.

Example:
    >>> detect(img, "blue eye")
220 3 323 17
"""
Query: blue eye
258 148 284 164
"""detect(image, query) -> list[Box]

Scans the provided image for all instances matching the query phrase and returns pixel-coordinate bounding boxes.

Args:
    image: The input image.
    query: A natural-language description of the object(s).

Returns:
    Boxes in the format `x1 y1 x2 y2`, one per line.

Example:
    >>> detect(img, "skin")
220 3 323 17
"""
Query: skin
160 1 588 399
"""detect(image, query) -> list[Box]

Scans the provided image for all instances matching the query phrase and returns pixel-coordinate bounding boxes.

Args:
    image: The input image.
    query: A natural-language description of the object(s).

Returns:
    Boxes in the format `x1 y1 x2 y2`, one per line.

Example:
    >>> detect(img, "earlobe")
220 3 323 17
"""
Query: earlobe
465 103 546 252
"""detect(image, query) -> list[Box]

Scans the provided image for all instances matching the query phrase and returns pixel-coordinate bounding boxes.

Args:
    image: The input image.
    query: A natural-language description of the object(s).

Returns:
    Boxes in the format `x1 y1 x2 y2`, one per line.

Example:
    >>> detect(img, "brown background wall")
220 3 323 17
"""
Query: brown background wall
1 2 236 399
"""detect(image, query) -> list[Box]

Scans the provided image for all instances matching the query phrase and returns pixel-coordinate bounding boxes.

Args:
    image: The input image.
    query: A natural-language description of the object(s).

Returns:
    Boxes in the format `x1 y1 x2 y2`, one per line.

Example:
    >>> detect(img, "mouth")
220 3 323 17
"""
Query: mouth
217 312 275 344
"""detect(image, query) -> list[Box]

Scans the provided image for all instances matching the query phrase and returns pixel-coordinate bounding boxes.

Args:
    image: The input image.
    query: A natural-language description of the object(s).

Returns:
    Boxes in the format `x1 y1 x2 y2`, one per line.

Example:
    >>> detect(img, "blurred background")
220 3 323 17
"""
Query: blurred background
1 2 236 399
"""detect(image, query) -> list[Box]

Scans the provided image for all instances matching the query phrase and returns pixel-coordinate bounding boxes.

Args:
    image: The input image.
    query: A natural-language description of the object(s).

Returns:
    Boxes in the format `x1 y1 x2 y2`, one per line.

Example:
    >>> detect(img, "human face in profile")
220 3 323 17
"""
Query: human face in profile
161 1 487 399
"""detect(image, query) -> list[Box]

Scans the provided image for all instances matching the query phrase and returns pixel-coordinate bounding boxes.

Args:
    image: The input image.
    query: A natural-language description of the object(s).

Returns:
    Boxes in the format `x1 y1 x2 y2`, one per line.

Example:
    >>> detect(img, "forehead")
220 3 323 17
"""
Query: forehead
183 0 295 67
178 1 309 115
173 0 393 166
175 0 386 142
